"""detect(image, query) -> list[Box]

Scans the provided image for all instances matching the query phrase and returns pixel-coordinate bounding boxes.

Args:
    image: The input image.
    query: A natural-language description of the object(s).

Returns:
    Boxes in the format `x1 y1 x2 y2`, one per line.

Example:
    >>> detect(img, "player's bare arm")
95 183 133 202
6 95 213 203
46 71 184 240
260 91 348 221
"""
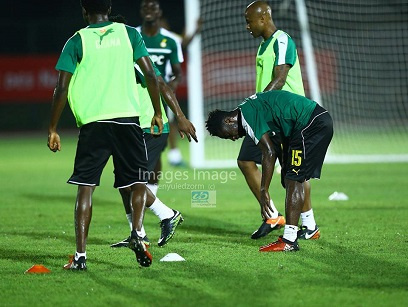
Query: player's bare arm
166 62 182 91
136 56 163 135
263 64 291 91
257 133 278 220
157 76 197 142
48 71 72 152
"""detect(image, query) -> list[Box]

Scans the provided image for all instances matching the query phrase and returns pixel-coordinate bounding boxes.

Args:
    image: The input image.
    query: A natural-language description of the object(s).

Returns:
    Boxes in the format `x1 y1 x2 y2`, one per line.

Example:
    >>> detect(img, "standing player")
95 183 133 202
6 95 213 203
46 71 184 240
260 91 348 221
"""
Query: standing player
241 1 319 241
47 0 163 269
107 15 197 248
112 72 198 248
137 0 185 167
206 91 333 251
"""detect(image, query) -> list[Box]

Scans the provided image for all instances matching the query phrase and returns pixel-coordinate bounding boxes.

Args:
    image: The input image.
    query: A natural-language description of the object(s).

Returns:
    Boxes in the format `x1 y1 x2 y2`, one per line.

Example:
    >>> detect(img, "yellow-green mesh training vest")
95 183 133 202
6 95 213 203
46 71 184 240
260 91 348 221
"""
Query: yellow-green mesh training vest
68 23 140 127
137 84 169 133
256 30 305 96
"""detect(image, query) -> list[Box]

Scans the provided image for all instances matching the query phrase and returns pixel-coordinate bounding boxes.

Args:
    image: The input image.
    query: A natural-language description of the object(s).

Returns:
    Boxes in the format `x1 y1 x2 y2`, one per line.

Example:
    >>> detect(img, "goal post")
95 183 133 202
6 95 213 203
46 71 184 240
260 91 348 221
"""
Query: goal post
184 0 408 168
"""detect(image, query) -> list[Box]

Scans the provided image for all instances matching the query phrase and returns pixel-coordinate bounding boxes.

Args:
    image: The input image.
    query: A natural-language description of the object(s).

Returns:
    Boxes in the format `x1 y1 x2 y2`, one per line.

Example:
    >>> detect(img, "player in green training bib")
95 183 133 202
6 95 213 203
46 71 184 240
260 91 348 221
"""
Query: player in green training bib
206 90 333 252
137 0 186 167
106 14 197 249
47 0 164 270
240 1 319 244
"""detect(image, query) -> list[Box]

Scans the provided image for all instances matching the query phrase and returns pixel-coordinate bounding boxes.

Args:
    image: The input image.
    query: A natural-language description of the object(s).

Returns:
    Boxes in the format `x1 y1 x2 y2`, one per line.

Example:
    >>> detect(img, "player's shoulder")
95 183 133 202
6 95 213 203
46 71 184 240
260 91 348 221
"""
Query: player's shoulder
125 24 140 34
275 30 295 44
159 28 182 44
61 31 81 53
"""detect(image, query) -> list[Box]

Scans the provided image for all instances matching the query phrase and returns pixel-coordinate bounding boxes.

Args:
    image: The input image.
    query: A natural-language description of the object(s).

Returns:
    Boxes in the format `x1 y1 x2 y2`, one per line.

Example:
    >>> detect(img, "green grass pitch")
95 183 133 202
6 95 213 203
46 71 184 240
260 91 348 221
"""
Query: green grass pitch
0 133 407 306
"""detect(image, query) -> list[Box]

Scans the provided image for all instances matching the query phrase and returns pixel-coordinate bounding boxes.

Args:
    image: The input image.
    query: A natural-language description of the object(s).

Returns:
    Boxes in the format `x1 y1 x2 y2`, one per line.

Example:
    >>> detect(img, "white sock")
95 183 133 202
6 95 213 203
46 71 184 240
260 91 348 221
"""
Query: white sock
137 225 147 238
283 225 298 243
147 183 158 196
149 197 174 220
168 148 182 164
269 200 279 219
75 251 86 261
301 209 316 230
127 213 147 237
126 213 133 230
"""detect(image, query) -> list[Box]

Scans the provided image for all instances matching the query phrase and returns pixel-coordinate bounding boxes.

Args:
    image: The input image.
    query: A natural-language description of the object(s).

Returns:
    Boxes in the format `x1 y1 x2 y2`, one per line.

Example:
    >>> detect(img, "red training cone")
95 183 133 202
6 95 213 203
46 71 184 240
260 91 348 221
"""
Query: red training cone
25 264 51 274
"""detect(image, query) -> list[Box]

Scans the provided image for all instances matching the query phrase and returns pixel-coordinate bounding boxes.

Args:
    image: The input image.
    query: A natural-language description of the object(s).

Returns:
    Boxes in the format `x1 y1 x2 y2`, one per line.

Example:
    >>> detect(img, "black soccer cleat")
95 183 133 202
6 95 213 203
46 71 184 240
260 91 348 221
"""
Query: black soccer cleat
297 225 320 240
158 210 184 247
111 235 150 248
128 236 152 267
63 256 87 271
251 214 285 239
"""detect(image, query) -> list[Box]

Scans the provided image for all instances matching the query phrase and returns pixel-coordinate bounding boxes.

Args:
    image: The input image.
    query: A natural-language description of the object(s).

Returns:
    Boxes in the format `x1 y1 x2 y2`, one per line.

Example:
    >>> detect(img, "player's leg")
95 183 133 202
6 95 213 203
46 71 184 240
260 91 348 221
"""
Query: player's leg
298 180 320 240
111 132 165 248
110 187 150 248
260 105 333 252
74 185 94 254
65 185 95 270
144 132 184 246
145 187 184 246
297 106 333 240
260 129 307 252
238 136 284 239
111 119 152 267
64 122 111 270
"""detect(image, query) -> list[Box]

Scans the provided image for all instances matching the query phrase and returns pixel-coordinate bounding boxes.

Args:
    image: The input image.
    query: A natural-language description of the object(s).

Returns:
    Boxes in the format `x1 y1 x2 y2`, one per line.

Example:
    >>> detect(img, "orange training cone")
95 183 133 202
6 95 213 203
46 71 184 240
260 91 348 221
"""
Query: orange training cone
25 264 51 274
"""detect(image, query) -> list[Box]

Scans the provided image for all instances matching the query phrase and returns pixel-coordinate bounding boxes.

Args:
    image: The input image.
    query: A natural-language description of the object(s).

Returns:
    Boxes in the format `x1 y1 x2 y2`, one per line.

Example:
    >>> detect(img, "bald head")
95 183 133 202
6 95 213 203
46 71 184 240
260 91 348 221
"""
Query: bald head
245 1 272 21
245 1 275 39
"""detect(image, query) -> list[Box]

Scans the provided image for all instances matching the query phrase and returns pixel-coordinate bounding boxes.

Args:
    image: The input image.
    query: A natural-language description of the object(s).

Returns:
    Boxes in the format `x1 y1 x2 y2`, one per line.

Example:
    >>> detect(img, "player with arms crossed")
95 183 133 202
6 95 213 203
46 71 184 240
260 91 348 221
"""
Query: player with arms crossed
242 1 319 240
206 90 333 251
137 0 186 167
47 0 163 269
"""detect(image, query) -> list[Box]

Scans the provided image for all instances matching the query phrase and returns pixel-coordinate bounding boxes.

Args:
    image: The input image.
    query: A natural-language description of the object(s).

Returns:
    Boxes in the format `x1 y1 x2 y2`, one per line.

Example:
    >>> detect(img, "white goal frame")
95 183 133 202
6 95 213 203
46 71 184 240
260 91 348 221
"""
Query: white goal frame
184 0 408 168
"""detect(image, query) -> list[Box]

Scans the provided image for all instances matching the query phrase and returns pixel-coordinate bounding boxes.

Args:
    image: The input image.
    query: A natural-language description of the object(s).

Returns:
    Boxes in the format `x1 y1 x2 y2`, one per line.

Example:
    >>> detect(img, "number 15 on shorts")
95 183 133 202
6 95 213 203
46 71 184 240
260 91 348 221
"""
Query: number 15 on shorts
291 149 302 166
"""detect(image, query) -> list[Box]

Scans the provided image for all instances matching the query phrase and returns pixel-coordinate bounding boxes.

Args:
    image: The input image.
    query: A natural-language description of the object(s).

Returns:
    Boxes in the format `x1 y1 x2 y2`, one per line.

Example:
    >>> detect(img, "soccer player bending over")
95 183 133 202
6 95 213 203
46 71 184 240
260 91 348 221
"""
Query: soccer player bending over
206 90 333 252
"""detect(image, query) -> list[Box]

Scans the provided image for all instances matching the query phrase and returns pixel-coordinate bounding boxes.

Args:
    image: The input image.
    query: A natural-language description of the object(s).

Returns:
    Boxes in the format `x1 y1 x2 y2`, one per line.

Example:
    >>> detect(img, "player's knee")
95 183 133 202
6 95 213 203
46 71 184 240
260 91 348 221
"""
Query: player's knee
237 160 256 173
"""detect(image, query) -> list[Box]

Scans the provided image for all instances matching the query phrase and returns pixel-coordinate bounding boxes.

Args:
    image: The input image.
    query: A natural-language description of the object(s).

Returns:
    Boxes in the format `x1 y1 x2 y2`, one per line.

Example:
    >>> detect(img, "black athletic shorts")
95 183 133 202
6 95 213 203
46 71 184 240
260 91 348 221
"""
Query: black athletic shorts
237 134 283 165
144 132 169 172
284 104 333 182
68 118 148 188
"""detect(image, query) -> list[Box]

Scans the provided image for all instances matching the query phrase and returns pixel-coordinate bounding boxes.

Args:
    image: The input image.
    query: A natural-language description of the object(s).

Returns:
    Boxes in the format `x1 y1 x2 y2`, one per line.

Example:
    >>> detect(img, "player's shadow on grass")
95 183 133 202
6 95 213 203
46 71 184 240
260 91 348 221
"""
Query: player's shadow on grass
22 193 74 204
177 215 272 247
0 247 132 271
1 230 107 246
297 239 408 289
22 193 120 207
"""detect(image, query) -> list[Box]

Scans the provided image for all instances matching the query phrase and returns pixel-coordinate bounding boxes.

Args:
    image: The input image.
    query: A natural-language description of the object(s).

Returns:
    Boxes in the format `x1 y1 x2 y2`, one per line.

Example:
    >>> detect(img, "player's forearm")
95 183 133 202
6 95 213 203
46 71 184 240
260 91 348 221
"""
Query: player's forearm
159 78 185 119
145 71 162 117
264 64 290 91
259 134 277 192
261 149 276 193
48 86 68 132
167 74 182 91
263 77 285 92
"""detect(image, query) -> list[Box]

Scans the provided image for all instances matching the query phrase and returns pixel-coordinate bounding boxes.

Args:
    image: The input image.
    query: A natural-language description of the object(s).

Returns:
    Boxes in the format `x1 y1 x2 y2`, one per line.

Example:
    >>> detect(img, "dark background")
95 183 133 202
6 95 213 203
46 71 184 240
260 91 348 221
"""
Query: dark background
1 0 185 55
0 0 186 131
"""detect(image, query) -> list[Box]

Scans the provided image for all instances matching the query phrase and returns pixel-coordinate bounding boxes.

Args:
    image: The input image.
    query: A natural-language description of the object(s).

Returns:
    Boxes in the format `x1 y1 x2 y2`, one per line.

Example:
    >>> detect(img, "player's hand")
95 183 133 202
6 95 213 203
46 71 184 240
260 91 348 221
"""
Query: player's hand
150 115 163 136
176 116 198 142
260 190 273 220
48 131 61 152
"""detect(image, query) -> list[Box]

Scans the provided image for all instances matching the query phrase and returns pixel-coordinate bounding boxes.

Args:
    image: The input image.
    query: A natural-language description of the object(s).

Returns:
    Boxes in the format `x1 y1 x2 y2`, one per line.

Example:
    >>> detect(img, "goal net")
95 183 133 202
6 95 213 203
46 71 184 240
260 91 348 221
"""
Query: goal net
185 0 408 168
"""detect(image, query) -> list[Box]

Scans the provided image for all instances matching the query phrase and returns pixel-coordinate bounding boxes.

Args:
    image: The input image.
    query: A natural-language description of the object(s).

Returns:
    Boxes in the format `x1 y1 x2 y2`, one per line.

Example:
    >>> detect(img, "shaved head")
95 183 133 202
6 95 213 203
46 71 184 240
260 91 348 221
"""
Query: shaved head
246 1 272 20
244 1 275 39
